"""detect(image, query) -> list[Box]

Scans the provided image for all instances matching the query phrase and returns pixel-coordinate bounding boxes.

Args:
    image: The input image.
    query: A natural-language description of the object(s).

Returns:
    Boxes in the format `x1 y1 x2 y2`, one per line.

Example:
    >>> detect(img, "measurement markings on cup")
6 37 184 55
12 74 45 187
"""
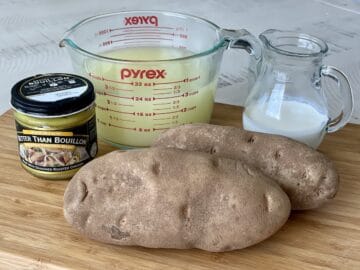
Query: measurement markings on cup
88 73 133 85
97 92 156 102
153 117 171 121
152 91 198 100
97 92 133 99
124 41 161 45
109 26 175 32
106 100 134 107
153 102 171 106
109 116 136 123
110 32 177 38
153 94 183 99
112 37 174 43
95 26 187 37
153 92 172 96
87 43 200 133
90 75 200 88
153 87 173 91
153 106 196 116
153 127 170 131
154 122 172 126
153 79 187 85
153 75 200 86
108 123 136 131
96 92 132 100
105 84 134 92
96 118 107 126
123 28 162 33
96 105 135 115
153 107 172 111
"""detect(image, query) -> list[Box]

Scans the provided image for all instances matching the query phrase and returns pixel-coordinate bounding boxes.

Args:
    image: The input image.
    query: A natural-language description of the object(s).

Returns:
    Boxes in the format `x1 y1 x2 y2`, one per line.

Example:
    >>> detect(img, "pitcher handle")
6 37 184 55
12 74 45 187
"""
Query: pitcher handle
320 65 354 133
220 29 262 75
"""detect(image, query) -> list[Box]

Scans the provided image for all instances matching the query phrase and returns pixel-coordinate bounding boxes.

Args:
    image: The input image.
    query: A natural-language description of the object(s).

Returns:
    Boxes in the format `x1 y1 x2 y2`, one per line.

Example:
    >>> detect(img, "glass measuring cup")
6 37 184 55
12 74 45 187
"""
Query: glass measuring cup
60 11 261 147
243 29 353 148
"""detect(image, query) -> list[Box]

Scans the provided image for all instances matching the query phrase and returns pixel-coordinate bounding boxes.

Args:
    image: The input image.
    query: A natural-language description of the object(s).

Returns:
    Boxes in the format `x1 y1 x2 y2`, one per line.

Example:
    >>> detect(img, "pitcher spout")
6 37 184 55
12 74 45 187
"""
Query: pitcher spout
259 29 328 57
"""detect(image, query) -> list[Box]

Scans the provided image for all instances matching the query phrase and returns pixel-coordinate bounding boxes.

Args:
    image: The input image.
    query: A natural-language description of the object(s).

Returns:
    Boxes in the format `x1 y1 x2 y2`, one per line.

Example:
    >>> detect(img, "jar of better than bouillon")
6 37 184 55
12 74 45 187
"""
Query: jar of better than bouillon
11 73 98 180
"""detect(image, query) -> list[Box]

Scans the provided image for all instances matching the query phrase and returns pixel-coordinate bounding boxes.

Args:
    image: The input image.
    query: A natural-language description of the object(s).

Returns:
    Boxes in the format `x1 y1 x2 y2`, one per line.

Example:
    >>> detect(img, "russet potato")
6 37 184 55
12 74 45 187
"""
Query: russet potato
153 124 339 210
64 147 290 252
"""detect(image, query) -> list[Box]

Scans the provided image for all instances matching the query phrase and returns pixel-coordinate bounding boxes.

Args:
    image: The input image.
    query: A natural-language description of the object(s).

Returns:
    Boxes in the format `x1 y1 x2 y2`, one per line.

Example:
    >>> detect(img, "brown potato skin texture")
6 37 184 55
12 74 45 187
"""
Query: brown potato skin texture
153 124 339 210
64 148 290 252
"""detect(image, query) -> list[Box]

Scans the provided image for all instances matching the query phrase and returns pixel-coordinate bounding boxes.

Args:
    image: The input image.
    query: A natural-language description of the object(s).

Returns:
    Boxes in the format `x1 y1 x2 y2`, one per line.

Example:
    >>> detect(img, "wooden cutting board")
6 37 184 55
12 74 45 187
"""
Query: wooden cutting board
0 104 359 270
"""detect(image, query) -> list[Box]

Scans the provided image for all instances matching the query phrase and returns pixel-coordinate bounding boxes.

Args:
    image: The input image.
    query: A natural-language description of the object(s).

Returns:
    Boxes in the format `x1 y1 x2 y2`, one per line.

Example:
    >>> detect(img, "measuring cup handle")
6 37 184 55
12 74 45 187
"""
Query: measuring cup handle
220 29 262 79
220 29 262 60
320 65 354 133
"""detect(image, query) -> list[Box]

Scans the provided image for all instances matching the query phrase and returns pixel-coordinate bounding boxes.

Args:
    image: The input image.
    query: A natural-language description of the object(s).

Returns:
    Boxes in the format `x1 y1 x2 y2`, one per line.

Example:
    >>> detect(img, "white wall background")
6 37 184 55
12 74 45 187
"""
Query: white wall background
1 0 359 123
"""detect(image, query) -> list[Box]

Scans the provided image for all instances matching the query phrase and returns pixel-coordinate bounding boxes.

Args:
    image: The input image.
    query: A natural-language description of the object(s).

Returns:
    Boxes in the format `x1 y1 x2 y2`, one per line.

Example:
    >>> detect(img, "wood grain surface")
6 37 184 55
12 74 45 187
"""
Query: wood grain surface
0 104 359 270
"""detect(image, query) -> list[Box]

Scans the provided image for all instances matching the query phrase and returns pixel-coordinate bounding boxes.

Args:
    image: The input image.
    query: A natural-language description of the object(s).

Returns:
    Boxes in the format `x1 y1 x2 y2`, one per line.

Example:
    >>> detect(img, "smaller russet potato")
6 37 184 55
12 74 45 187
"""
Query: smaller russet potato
64 148 290 252
153 124 339 210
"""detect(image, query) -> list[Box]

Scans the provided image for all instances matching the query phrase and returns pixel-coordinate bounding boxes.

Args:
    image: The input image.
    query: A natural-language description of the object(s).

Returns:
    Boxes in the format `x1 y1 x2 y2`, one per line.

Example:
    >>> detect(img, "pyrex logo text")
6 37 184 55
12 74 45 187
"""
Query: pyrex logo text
120 68 166 80
124 16 158 27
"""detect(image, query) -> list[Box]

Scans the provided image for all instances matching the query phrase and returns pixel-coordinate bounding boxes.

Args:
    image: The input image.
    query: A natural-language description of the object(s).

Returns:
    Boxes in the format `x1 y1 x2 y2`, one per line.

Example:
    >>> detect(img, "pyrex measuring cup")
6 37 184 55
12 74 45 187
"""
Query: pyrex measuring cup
60 11 261 147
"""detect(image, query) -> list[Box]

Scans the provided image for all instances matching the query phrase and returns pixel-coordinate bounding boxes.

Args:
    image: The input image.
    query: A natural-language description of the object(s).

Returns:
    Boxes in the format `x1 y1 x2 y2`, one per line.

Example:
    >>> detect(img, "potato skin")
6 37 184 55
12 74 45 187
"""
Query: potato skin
153 124 339 210
64 148 290 252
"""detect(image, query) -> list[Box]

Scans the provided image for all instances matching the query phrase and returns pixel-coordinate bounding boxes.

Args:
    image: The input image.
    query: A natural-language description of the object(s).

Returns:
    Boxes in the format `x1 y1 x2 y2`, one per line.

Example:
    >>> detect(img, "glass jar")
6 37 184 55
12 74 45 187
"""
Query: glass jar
11 73 98 180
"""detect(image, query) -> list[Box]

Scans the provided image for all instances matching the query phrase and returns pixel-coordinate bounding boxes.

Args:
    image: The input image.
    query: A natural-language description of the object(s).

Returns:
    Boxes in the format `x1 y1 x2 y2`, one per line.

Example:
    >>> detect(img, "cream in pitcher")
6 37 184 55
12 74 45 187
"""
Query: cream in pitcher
243 100 329 148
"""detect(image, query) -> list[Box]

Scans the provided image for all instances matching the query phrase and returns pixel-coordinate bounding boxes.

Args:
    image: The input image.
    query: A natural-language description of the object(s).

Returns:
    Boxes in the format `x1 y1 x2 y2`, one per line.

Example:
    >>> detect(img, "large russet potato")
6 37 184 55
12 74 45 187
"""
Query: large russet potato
153 124 339 210
64 147 290 252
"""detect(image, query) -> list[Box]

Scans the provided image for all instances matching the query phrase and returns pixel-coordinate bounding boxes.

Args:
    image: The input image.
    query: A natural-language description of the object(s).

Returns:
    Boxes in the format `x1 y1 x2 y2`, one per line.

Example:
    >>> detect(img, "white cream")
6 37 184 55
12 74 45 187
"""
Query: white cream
243 100 329 148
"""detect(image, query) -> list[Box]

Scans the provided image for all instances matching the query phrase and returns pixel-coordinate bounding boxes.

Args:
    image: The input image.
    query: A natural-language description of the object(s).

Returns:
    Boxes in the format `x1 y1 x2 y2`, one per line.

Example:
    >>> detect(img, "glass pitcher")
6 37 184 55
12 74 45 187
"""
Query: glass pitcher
243 29 353 148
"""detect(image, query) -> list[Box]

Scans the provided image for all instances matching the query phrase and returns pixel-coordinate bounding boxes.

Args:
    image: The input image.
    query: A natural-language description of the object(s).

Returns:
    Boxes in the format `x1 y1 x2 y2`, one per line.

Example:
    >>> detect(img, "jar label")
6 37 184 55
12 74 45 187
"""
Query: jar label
20 75 88 102
15 116 97 173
